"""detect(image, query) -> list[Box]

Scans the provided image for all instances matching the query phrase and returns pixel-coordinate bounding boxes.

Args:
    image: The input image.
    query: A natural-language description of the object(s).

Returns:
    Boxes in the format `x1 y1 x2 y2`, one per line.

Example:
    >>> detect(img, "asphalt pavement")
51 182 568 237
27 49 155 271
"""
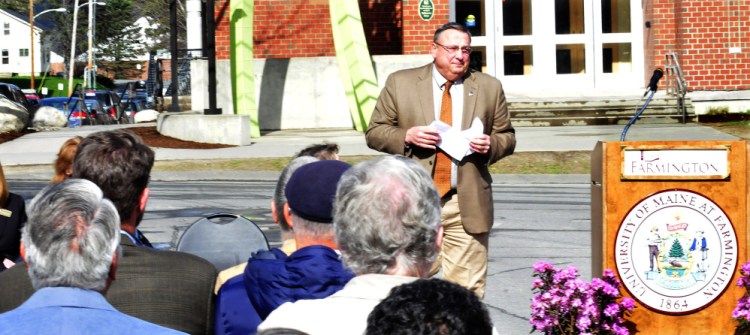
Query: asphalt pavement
0 122 738 181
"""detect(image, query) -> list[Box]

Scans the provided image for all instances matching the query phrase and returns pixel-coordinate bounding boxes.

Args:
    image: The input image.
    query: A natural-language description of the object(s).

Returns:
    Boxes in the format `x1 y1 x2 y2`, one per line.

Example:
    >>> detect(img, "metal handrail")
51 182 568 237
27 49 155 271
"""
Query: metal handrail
665 52 687 96
665 52 688 123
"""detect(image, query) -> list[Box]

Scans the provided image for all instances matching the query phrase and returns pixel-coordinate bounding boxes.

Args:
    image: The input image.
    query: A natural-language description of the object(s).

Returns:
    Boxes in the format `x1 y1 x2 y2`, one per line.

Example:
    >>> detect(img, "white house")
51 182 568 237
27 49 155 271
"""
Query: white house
0 9 60 76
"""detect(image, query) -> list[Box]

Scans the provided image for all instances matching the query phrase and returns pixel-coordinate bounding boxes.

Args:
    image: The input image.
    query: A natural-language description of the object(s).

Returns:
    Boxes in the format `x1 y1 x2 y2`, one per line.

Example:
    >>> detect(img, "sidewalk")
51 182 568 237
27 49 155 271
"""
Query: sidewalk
0 122 738 180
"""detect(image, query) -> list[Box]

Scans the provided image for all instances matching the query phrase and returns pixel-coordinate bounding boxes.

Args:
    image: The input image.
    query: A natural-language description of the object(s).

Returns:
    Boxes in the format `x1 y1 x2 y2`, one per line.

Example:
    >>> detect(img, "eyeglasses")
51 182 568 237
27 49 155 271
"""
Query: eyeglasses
434 42 471 55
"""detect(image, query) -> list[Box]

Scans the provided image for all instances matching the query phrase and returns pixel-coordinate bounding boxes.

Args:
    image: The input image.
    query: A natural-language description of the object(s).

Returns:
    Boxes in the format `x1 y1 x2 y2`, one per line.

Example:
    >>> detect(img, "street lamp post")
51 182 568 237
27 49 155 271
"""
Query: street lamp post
29 6 66 90
67 1 106 96
86 1 105 89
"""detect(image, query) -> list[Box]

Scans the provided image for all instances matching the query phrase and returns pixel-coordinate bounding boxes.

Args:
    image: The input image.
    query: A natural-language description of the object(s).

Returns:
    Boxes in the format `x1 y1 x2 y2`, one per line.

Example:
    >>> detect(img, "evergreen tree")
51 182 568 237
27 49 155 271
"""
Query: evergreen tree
95 0 146 78
2 0 29 13
132 0 187 52
669 239 686 258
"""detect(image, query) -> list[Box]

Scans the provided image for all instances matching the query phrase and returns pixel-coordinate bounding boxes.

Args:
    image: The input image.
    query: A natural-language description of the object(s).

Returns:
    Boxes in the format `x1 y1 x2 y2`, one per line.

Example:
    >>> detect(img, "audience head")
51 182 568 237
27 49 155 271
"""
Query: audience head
284 160 351 242
51 136 83 183
432 22 472 44
0 161 7 205
334 155 441 276
21 179 120 292
366 278 493 335
272 156 319 232
72 129 154 226
295 143 340 160
259 328 311 335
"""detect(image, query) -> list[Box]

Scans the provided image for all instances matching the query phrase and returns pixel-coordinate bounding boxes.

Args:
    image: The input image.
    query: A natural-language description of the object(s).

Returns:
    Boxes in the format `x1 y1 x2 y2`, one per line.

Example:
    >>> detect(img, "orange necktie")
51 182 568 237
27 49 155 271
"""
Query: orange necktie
434 81 453 197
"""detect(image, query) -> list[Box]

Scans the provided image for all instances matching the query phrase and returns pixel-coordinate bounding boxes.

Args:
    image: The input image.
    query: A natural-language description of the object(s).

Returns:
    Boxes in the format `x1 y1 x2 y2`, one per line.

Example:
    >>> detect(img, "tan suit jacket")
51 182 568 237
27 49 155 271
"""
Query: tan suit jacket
366 64 516 233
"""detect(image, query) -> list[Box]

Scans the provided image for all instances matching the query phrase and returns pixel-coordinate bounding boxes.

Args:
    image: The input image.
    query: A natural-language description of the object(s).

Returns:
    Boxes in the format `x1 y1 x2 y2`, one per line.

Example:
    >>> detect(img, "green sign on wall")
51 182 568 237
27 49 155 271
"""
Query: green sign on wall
419 0 434 21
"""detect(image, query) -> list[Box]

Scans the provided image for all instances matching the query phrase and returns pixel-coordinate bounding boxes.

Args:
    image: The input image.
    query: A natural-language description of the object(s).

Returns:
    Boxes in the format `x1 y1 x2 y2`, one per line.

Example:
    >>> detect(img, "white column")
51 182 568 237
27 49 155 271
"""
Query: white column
187 0 207 111
186 0 203 57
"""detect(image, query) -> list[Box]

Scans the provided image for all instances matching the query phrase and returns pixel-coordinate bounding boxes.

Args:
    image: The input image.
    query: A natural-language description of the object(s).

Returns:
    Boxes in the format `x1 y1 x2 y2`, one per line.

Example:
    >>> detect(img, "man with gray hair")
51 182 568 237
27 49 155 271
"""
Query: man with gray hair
258 155 443 335
0 129 217 335
0 179 184 334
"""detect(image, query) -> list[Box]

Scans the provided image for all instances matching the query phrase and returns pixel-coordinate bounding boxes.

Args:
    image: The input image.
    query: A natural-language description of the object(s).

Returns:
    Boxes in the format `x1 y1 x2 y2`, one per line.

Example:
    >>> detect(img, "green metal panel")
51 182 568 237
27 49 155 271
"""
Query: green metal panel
230 0 259 138
329 1 379 132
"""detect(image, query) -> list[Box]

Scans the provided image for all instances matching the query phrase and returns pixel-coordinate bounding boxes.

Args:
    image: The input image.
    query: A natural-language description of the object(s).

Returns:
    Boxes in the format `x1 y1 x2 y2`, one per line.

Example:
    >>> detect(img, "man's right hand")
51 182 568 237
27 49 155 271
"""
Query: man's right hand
405 126 440 150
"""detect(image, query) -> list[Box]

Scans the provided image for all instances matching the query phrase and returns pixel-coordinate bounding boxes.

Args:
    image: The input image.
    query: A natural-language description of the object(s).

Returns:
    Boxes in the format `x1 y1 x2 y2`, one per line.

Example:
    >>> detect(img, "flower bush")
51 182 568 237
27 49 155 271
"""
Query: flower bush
733 261 750 334
530 261 635 335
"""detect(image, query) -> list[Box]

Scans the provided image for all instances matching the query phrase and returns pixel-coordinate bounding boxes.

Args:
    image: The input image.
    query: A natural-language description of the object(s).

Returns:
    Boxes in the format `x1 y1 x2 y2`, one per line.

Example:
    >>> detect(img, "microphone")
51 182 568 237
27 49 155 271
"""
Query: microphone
624 68 665 141
643 68 664 97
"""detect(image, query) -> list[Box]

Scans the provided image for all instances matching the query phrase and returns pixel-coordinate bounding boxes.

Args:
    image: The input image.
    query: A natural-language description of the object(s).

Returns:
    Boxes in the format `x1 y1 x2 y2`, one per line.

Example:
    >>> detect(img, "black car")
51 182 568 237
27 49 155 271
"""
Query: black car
0 83 31 110
0 82 33 126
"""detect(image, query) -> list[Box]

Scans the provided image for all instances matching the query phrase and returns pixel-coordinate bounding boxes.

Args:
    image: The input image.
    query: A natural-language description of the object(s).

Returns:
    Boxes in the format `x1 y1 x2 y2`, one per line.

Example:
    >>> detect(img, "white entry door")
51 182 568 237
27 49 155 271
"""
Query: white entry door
478 0 644 93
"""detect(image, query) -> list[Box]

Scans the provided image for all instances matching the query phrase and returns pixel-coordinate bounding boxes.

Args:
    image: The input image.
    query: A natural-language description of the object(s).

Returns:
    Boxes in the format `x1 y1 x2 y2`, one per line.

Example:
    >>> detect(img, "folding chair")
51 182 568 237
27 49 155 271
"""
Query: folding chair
176 213 270 271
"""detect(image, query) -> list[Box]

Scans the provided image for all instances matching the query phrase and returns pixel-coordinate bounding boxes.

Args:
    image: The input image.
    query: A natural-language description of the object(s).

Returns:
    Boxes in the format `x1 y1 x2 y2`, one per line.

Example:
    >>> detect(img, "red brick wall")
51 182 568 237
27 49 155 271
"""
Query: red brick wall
252 0 334 58
214 0 436 59
215 0 231 60
648 0 750 91
361 1 404 55
402 0 449 54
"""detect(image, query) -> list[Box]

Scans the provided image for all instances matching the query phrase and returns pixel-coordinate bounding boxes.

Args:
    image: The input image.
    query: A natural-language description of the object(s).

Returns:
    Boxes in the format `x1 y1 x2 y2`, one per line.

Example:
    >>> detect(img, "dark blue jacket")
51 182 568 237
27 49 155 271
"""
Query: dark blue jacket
214 245 353 335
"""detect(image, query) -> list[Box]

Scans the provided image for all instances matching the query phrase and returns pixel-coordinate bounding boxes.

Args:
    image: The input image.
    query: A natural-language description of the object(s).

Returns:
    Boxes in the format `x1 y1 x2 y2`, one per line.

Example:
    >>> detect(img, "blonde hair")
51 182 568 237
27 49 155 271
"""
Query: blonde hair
0 161 8 206
51 136 83 183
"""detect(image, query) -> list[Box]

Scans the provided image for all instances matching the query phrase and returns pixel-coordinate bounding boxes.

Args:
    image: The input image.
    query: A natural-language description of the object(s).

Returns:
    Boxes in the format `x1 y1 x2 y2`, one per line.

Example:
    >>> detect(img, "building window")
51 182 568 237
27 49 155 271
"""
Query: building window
1 50 8 64
3 23 8 35
19 49 29 57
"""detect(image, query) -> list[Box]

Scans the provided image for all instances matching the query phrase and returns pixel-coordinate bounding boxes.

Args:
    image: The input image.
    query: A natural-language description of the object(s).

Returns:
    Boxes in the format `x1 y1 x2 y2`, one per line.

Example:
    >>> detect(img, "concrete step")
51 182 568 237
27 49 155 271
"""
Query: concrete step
508 94 695 126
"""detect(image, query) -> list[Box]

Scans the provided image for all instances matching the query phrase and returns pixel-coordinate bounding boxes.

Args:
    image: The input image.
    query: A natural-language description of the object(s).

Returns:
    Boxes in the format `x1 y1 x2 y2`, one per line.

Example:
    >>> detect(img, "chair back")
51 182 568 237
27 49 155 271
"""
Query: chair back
177 213 270 270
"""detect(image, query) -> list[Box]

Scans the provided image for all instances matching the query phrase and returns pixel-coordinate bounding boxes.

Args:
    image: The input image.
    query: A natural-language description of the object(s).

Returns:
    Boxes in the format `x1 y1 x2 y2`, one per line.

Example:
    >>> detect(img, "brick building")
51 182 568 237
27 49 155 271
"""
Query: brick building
198 0 749 129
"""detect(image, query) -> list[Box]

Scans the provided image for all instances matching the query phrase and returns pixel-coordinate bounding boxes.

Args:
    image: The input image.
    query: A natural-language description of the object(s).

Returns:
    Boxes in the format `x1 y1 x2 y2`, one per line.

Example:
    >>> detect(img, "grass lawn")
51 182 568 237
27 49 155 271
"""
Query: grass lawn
0 76 110 97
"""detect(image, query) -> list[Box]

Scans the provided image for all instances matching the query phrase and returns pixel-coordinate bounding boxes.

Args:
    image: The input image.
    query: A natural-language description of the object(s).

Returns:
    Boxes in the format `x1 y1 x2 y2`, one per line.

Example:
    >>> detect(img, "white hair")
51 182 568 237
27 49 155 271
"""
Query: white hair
22 179 120 291
333 155 441 275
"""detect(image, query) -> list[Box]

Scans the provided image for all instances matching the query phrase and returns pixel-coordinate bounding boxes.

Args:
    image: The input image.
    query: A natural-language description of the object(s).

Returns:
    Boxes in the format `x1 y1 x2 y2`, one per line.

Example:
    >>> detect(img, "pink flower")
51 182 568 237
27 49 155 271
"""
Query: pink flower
530 262 633 335
533 261 554 272
620 298 635 311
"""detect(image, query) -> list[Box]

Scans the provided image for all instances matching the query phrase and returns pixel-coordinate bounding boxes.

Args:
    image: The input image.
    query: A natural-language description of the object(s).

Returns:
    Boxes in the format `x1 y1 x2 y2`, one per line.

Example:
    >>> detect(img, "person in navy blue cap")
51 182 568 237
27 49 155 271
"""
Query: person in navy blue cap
215 160 355 335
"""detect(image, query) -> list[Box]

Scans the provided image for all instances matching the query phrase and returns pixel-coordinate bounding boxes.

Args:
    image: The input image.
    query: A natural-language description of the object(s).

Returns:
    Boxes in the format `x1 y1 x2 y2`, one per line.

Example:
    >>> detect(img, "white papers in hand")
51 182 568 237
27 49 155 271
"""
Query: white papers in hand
429 117 484 161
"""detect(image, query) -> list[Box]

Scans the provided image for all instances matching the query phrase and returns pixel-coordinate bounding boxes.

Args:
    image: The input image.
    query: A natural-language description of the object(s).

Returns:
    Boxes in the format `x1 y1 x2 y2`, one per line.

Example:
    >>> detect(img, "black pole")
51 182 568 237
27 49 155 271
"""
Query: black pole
204 0 221 115
169 0 180 112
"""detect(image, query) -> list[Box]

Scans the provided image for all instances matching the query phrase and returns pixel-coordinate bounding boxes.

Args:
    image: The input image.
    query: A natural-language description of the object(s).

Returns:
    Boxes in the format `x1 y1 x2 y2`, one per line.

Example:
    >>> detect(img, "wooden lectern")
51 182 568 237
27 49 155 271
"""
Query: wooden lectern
592 140 749 334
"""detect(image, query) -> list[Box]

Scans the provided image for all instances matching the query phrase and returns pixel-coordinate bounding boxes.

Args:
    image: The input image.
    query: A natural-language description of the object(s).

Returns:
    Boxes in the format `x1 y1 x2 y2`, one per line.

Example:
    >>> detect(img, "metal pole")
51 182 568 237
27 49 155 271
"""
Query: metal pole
29 1 35 89
68 0 81 97
169 0 180 112
92 4 97 89
87 0 93 88
204 0 220 114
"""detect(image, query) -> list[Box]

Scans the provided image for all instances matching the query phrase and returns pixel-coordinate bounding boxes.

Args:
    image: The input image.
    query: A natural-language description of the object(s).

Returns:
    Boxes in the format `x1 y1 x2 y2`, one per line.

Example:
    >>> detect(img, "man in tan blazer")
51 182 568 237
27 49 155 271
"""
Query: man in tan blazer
366 22 516 298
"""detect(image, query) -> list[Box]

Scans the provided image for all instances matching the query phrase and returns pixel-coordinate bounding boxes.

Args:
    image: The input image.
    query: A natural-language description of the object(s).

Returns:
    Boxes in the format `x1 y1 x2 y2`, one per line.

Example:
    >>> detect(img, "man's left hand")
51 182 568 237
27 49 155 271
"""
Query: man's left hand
469 135 491 154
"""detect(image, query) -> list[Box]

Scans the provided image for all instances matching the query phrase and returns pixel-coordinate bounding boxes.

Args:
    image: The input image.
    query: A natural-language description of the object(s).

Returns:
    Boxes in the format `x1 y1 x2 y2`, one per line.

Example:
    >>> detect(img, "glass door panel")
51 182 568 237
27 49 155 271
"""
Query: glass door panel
503 0 532 36
456 0 495 75
504 45 533 75
601 0 631 33
555 0 584 34
457 0 487 37
490 0 642 92
556 44 586 74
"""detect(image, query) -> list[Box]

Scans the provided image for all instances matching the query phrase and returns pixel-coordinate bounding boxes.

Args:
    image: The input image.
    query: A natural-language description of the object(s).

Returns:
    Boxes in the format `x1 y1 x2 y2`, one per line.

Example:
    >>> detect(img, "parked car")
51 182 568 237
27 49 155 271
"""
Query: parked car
0 82 32 127
0 83 30 108
38 97 114 127
122 99 148 121
21 88 40 105
83 89 126 123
